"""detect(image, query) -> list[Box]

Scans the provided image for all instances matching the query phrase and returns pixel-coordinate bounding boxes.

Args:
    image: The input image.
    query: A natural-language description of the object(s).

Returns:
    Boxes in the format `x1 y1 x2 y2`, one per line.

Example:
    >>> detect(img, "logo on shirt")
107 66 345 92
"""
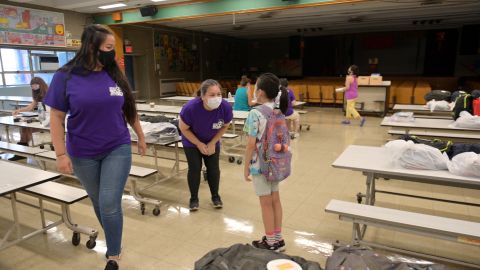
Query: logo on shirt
109 85 123 97
212 119 224 130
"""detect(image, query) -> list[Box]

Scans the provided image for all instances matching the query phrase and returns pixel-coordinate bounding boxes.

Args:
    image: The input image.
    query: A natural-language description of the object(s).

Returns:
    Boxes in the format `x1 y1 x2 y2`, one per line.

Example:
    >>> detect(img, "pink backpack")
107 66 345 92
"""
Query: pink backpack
256 105 292 182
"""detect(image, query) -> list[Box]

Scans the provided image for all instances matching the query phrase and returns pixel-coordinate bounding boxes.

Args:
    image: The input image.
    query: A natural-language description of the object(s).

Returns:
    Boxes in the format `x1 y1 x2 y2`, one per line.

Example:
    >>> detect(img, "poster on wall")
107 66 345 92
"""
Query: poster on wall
154 31 199 73
0 4 66 47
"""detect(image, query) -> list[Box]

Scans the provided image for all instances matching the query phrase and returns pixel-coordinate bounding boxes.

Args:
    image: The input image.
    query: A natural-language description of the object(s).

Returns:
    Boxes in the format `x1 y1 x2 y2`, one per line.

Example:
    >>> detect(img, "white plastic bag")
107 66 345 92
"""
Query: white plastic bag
447 152 480 177
390 112 415 123
450 111 480 129
384 140 449 170
426 100 450 112
129 121 179 144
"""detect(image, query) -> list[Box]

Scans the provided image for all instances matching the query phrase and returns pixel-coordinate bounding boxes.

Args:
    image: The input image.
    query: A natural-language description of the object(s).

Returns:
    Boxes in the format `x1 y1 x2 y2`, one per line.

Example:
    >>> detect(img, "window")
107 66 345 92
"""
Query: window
1 49 31 71
0 48 76 87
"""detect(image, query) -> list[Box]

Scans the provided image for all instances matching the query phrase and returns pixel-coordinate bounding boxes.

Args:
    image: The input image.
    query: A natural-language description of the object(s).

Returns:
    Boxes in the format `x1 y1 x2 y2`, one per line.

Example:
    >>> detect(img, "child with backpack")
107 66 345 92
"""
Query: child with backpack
243 73 292 252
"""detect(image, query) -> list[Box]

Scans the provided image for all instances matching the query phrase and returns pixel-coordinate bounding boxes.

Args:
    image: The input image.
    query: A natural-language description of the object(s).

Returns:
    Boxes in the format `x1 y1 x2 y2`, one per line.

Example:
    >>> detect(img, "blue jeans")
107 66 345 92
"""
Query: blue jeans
70 144 131 256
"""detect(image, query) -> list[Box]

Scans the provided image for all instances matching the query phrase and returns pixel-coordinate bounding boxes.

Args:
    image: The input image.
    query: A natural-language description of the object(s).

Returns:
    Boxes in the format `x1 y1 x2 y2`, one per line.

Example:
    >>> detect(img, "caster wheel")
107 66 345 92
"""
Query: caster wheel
39 145 44 149
140 203 146 215
290 134 295 140
236 159 242 165
299 126 303 131
203 170 208 182
86 238 96 249
307 126 310 131
50 145 55 151
356 193 363 204
153 207 160 216
72 232 80 246
228 156 235 163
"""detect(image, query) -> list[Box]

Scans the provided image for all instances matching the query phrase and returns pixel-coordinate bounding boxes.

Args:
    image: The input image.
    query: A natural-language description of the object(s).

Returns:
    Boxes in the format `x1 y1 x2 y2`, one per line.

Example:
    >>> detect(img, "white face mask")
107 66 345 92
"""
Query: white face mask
207 97 222 110
31 84 40 90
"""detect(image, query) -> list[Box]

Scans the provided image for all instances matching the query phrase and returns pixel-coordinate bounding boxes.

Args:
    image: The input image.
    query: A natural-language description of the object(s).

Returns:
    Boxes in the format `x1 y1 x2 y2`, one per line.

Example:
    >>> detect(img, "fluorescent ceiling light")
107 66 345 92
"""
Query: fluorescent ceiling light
99 3 127 9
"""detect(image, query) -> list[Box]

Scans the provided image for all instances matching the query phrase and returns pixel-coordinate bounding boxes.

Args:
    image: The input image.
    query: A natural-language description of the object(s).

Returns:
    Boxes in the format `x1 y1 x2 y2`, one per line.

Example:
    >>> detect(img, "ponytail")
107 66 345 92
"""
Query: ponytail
278 85 289 115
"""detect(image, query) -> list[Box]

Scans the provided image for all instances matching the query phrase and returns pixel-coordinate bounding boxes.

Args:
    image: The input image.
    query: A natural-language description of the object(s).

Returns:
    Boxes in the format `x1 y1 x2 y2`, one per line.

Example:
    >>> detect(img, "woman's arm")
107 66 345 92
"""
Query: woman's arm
179 118 208 155
206 123 230 155
50 108 73 174
131 116 146 156
13 101 37 115
243 136 256 181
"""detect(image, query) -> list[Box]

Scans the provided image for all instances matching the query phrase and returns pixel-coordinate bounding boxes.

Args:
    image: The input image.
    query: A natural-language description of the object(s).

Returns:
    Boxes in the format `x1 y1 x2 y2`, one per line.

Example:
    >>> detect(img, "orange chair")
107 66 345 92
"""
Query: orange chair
320 85 335 104
393 81 414 104
413 84 432 105
297 85 307 101
307 85 321 104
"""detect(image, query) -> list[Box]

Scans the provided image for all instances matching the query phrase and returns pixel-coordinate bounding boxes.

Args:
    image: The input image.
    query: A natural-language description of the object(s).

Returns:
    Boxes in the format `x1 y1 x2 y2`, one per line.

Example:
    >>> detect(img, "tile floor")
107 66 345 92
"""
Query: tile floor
0 107 479 269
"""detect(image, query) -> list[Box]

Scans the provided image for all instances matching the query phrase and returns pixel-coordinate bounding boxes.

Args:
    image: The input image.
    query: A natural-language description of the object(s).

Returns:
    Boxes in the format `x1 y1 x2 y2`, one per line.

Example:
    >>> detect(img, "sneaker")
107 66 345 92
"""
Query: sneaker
341 120 351 125
277 239 286 252
212 196 223 209
189 198 199 211
360 117 366 127
252 236 280 252
104 260 118 270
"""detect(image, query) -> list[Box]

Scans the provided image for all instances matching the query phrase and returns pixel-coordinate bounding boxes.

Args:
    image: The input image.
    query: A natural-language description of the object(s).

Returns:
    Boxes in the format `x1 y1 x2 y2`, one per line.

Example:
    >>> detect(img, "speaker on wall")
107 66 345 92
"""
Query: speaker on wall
140 6 158 17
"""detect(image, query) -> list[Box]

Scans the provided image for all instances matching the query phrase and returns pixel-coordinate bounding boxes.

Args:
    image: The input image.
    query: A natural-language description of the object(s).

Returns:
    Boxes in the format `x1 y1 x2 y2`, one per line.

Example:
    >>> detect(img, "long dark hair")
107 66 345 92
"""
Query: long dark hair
60 24 137 126
30 77 48 102
256 73 288 115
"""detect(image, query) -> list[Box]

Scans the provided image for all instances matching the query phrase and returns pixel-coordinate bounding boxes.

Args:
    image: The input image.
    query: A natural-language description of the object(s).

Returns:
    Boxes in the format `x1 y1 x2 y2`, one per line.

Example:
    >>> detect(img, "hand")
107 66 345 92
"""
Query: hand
244 166 252 182
57 155 73 174
137 139 147 156
196 142 209 155
206 142 216 156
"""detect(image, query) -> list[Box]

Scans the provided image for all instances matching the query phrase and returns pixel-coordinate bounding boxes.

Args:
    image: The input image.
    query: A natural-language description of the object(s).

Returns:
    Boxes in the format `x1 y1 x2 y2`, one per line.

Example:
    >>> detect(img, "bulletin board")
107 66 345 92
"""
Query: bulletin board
0 4 66 47
154 31 199 72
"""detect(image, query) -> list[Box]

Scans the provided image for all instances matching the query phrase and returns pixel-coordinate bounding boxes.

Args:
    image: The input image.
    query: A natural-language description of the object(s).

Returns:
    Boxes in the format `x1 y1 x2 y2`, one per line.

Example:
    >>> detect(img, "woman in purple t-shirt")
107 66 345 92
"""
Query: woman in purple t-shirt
44 25 146 270
342 65 366 126
179 79 233 211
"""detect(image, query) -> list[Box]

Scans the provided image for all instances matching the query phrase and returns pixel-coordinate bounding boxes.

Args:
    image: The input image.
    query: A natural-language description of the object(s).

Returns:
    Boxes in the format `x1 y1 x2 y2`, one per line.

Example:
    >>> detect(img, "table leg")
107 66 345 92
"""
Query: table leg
5 125 10 143
11 193 21 238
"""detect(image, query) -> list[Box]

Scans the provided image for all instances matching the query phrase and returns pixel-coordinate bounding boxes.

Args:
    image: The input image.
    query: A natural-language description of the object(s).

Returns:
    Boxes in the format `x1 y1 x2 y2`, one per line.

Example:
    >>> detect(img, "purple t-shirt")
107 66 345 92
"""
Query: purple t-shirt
44 69 131 158
180 97 233 148
285 89 296 116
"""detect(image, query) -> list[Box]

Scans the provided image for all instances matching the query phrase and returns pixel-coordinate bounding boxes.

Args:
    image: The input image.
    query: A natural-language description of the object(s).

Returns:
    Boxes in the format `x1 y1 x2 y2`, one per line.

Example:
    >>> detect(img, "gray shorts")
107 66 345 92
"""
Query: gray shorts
252 174 279 196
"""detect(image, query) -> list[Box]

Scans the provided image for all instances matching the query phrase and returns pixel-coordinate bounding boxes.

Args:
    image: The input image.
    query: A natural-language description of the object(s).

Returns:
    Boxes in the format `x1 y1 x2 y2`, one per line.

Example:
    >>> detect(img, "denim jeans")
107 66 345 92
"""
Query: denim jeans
70 144 131 256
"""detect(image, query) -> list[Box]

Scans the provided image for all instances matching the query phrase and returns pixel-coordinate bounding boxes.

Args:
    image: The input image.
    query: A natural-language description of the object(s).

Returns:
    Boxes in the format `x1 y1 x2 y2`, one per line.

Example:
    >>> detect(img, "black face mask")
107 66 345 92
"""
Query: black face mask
98 49 116 67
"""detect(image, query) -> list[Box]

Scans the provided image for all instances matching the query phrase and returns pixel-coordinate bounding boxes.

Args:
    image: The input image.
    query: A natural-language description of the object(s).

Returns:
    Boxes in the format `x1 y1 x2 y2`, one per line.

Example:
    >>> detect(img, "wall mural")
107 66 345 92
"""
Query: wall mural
154 31 199 72
0 4 65 47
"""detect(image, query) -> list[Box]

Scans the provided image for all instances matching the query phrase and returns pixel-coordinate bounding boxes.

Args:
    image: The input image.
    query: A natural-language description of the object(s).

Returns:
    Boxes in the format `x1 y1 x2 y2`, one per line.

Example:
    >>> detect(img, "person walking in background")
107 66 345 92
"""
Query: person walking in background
342 65 366 126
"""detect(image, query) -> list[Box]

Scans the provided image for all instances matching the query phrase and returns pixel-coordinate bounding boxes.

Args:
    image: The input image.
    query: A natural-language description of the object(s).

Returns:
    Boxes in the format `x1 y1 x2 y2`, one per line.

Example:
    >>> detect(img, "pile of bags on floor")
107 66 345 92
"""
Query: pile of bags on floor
384 135 480 177
194 244 446 270
128 114 179 144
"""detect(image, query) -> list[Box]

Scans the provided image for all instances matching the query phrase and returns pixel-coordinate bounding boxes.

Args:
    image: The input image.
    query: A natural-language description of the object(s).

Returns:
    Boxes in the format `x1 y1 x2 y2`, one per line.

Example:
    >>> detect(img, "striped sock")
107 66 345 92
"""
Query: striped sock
265 233 276 246
274 228 282 242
